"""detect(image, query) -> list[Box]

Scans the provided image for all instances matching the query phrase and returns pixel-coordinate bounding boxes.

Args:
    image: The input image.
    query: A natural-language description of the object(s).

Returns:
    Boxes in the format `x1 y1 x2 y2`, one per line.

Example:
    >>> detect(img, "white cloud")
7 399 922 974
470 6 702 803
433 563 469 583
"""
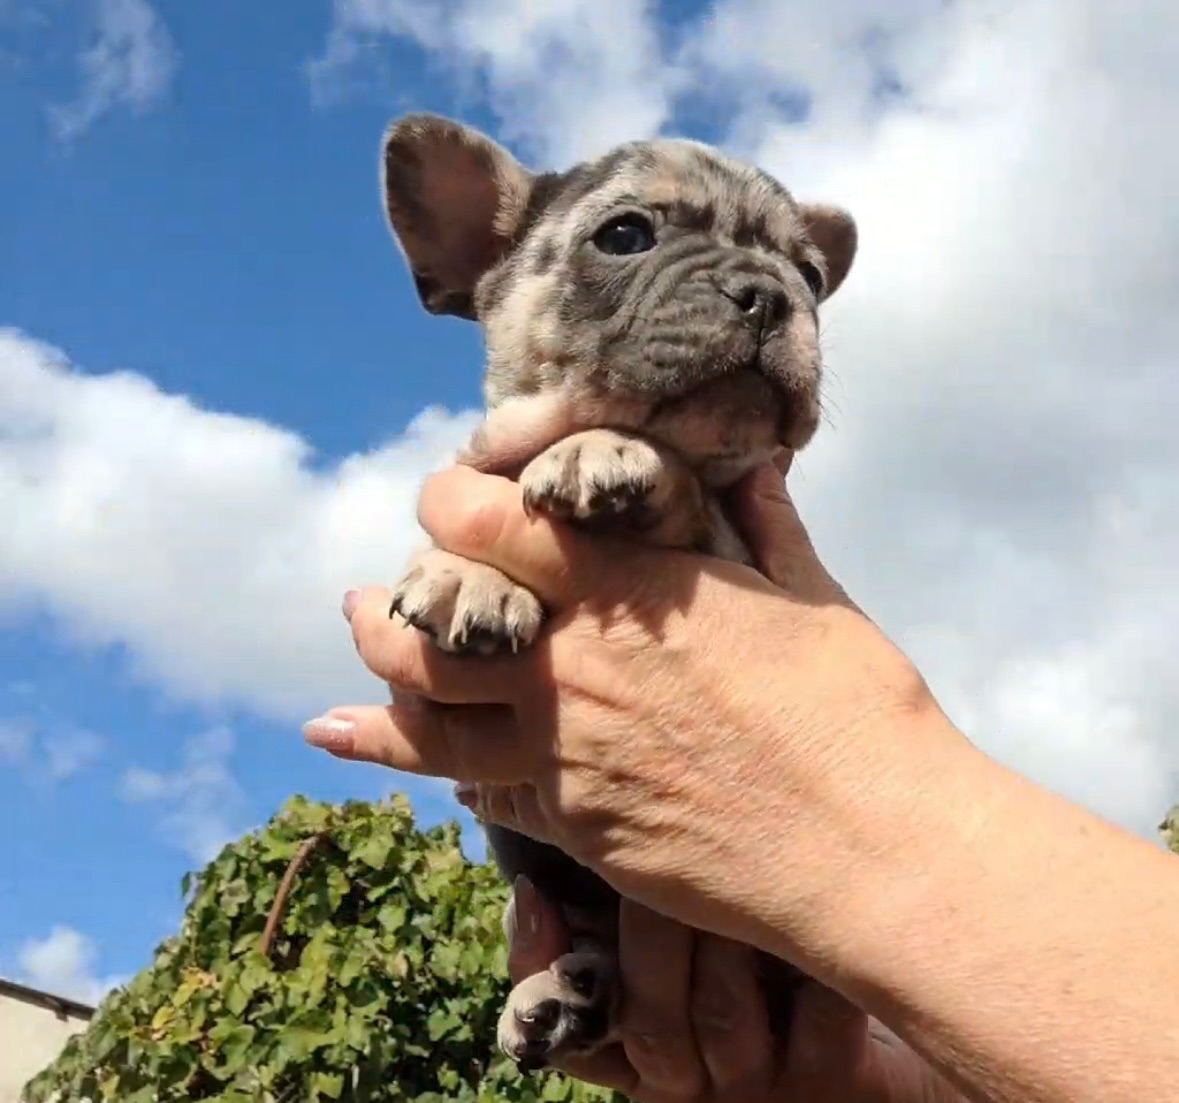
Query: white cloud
42 727 105 781
0 329 481 721
308 0 673 165
118 726 246 865
48 0 178 141
13 926 124 1005
0 715 104 782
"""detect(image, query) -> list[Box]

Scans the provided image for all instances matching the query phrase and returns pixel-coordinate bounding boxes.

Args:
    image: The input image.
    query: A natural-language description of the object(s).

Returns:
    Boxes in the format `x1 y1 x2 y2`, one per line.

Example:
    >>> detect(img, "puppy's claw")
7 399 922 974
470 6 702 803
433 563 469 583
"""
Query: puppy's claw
519 430 671 531
389 551 543 656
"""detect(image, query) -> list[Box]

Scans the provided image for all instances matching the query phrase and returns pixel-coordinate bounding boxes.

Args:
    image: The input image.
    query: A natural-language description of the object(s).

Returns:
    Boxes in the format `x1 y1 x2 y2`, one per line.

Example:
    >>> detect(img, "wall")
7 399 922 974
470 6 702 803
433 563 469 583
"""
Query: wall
0 986 91 1103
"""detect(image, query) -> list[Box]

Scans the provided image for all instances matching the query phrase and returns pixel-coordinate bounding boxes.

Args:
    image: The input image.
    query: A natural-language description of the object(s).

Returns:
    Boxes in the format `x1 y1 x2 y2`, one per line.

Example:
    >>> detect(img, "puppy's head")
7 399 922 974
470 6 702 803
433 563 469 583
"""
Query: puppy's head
381 113 856 453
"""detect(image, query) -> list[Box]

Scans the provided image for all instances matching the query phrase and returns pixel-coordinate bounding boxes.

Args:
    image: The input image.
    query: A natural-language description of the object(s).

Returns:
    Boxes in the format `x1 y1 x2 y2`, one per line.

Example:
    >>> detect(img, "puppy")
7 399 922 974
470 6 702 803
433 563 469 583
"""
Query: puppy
378 113 858 1072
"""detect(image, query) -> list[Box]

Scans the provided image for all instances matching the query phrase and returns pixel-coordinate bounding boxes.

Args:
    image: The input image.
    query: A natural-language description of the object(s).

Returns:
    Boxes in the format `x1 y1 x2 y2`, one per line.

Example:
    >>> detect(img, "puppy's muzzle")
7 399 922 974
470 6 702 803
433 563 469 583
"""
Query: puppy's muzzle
710 269 790 339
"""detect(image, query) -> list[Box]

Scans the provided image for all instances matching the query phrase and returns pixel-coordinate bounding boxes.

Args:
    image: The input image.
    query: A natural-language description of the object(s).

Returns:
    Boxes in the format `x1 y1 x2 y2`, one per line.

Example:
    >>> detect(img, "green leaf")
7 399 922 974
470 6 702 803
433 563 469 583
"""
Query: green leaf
310 1071 346 1099
355 834 393 871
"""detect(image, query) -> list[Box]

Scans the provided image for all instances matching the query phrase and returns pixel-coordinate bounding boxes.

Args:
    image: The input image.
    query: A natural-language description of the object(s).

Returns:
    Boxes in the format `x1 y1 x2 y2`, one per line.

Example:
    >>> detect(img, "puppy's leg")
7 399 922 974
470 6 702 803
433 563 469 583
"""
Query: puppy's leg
519 428 710 548
497 946 619 1072
389 547 543 655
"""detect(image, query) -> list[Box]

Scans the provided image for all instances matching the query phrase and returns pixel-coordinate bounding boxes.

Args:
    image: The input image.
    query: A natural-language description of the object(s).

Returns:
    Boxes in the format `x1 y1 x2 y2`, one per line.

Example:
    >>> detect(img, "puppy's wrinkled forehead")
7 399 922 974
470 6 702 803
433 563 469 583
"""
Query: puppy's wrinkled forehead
529 139 805 259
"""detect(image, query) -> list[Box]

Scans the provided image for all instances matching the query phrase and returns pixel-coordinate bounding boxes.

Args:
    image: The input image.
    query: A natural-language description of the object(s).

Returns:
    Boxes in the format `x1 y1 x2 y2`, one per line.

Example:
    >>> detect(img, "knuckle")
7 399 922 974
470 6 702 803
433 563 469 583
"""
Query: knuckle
382 630 427 691
690 986 744 1036
477 783 518 826
421 472 511 557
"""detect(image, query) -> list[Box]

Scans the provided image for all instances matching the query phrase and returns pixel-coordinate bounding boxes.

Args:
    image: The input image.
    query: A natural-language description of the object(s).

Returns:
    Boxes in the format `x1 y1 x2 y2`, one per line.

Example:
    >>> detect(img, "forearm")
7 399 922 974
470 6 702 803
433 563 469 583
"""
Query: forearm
771 701 1179 1103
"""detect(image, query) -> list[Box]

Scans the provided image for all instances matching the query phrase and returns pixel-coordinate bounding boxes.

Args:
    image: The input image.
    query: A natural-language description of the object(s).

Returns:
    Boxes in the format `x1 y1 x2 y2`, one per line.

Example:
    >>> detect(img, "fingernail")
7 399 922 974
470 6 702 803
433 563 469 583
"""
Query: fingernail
512 874 542 946
341 589 360 621
454 781 478 810
303 715 355 754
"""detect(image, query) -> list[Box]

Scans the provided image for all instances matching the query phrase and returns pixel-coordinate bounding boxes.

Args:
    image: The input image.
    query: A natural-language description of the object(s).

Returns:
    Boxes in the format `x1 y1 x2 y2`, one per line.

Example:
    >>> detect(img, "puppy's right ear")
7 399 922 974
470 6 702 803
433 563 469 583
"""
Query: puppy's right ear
381 113 535 320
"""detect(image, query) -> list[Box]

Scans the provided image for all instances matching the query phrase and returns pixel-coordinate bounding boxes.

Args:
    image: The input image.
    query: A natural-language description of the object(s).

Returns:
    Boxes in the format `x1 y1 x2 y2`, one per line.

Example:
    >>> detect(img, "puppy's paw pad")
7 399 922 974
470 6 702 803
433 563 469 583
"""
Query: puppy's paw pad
520 433 670 527
389 553 543 655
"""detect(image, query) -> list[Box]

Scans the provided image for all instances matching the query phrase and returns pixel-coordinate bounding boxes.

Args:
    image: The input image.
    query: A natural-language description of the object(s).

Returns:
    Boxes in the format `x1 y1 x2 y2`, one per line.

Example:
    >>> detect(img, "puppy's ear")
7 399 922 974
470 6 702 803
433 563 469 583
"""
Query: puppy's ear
381 113 535 320
800 203 858 300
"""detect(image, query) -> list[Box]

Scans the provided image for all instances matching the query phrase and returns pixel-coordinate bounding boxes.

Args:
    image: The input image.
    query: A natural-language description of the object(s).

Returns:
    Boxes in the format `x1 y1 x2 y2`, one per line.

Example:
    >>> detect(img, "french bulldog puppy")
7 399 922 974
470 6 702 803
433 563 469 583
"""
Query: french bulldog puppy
379 112 858 1073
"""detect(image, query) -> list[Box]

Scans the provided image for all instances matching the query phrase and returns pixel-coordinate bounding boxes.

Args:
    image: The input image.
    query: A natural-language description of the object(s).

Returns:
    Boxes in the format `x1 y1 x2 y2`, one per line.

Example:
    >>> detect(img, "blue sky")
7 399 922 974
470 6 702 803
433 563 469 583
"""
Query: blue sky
4 0 1179 1006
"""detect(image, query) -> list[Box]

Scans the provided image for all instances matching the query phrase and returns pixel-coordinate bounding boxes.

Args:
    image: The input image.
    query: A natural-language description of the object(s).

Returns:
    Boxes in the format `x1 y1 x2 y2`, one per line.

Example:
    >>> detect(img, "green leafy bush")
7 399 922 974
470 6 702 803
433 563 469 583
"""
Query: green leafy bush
24 794 625 1103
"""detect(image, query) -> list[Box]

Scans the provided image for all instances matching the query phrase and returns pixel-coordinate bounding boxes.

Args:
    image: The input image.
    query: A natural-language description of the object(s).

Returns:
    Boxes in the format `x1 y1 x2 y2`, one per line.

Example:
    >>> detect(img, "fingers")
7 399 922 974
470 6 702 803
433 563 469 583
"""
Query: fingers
416 466 655 609
346 586 534 705
303 699 531 783
505 875 569 984
691 934 776 1094
617 899 708 1099
786 981 870 1092
730 464 852 607
455 781 556 847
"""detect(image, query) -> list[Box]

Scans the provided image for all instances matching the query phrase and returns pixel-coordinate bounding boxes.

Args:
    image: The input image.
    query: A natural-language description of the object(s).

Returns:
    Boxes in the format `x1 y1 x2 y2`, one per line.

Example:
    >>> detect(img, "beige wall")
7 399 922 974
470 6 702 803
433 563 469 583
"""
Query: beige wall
0 992 90 1103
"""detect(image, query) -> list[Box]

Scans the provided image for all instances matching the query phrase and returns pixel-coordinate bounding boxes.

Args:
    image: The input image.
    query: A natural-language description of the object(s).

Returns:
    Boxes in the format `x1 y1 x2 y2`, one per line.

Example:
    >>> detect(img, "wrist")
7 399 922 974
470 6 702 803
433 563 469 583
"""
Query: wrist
743 678 980 975
768 687 1179 1103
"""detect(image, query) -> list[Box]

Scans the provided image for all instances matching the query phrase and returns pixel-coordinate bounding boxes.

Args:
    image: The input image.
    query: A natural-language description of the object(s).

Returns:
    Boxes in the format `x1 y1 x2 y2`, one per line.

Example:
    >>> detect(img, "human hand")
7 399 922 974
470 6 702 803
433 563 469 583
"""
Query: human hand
505 877 967 1103
305 461 966 982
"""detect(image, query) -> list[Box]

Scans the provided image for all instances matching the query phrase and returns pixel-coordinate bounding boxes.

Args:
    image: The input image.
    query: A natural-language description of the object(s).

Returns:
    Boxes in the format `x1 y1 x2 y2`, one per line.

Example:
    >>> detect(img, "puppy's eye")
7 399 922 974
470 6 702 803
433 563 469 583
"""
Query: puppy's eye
798 260 825 298
593 214 656 256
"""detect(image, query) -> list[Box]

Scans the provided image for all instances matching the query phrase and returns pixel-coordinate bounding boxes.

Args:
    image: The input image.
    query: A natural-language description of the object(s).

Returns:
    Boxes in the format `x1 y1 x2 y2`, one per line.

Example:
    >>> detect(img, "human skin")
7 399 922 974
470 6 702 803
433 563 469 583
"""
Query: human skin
305 462 1179 1103
499 872 967 1103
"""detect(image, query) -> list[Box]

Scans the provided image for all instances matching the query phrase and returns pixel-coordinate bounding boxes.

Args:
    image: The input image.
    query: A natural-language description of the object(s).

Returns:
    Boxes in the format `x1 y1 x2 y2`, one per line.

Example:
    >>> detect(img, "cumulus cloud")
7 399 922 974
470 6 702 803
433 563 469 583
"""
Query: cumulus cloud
0 329 480 720
119 726 247 865
12 926 124 1005
48 0 178 141
307 0 673 165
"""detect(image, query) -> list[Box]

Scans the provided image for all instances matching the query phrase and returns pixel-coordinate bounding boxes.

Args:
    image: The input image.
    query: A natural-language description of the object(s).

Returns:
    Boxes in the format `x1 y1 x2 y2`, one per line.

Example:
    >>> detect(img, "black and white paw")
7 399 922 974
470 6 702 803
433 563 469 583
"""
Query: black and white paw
497 950 619 1072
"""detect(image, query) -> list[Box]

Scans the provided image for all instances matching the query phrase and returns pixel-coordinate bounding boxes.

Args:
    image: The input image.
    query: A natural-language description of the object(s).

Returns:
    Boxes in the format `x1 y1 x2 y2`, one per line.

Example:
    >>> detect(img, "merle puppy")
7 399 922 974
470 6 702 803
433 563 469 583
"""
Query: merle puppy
378 112 858 1073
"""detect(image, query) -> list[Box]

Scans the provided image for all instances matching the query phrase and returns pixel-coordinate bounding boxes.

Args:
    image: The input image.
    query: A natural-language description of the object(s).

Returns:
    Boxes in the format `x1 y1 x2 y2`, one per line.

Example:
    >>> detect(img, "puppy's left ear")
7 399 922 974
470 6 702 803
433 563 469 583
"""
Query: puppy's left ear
800 204 858 300
381 113 535 320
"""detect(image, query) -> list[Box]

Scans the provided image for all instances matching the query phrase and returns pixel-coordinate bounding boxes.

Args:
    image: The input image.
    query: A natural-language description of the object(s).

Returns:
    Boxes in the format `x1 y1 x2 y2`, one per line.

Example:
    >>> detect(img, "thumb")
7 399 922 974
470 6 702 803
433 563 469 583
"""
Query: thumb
730 464 832 597
505 875 570 983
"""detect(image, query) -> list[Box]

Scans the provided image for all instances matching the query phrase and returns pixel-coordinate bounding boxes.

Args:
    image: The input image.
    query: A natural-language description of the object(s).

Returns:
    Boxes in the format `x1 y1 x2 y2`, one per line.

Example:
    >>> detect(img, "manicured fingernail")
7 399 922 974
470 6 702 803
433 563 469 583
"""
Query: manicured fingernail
512 874 542 945
303 715 355 754
454 781 478 810
341 590 360 621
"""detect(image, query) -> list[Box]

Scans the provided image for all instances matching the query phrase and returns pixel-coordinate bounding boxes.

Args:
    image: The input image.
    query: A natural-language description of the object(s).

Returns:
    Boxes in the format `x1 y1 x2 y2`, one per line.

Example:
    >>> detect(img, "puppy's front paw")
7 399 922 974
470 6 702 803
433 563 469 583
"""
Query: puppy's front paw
520 429 676 531
497 949 619 1073
389 549 542 655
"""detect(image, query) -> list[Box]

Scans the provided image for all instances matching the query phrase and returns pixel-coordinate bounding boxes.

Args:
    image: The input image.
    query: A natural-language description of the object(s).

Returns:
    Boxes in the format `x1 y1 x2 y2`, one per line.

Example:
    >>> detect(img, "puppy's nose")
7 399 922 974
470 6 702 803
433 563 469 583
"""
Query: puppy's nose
714 273 788 329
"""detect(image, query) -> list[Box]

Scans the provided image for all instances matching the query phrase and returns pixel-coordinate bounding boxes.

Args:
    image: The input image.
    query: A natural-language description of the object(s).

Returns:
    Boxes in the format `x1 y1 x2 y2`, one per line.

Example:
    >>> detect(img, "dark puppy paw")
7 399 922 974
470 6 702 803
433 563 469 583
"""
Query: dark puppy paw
497 949 619 1072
